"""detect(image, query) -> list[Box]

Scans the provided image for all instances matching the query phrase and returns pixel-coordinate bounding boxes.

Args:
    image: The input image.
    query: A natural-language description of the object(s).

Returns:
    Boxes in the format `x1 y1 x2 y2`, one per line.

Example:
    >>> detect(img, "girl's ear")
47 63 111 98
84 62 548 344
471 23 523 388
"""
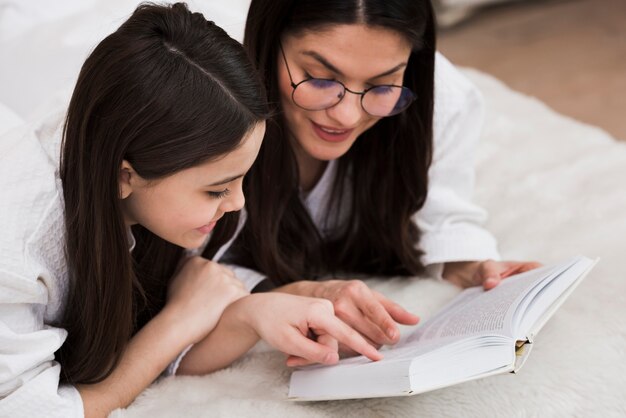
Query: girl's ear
119 160 135 199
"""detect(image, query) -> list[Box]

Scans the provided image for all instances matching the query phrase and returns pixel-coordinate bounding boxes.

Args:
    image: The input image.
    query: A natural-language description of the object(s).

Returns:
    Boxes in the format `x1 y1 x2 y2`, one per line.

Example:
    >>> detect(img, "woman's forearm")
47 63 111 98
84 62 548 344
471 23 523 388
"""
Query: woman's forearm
176 296 261 375
77 306 193 418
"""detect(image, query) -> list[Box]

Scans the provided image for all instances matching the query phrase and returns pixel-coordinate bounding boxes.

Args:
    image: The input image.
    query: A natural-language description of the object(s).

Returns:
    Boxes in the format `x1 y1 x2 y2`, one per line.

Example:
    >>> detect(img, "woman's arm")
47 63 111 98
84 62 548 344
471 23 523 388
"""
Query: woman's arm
414 53 500 268
424 55 541 288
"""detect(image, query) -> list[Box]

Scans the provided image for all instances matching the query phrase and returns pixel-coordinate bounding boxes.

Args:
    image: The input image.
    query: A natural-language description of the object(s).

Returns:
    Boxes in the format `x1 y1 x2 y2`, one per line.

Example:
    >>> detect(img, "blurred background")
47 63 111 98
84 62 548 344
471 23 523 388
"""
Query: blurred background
436 0 625 140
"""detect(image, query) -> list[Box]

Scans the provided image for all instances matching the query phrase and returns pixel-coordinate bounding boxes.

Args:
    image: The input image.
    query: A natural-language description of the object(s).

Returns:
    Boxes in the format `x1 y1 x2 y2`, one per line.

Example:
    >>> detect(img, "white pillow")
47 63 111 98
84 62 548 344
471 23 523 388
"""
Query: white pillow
0 100 24 136
0 0 251 121
0 0 97 42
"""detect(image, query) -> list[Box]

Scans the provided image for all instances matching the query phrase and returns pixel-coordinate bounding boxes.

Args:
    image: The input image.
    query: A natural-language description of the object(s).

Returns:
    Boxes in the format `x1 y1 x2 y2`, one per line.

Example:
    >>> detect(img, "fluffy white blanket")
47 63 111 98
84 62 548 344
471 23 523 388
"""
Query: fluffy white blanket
111 71 626 417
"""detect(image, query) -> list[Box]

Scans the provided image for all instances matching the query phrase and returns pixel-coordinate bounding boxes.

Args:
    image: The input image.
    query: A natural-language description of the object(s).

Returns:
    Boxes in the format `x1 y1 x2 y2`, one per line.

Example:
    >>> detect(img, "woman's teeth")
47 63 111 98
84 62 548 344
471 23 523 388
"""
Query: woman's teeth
320 127 346 134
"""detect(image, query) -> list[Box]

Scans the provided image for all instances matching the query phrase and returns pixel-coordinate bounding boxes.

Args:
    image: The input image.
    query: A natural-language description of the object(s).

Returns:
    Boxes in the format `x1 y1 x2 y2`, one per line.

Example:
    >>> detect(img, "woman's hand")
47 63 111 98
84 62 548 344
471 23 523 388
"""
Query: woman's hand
443 260 543 290
276 280 419 348
165 256 248 343
231 293 384 367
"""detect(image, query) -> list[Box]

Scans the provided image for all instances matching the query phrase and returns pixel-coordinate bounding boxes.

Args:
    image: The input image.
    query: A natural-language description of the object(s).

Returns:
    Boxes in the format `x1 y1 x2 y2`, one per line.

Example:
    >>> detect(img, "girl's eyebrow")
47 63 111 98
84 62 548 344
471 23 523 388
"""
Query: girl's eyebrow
301 50 407 79
206 173 244 187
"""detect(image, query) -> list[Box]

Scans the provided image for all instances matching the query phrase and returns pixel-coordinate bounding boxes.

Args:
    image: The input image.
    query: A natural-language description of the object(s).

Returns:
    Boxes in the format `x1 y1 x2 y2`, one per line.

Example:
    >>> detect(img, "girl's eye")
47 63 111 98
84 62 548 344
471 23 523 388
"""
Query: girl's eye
207 189 230 199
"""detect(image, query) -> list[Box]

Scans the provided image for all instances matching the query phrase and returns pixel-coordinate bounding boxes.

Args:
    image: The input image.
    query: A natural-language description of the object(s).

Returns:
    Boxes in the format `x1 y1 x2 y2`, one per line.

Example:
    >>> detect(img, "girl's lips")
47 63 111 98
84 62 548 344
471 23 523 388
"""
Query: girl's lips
311 121 354 143
196 221 217 235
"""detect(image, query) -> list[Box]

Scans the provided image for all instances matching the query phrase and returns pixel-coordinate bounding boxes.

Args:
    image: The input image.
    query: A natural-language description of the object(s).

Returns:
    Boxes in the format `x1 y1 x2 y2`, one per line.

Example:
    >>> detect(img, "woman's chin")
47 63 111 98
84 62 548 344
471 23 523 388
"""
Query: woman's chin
304 140 354 162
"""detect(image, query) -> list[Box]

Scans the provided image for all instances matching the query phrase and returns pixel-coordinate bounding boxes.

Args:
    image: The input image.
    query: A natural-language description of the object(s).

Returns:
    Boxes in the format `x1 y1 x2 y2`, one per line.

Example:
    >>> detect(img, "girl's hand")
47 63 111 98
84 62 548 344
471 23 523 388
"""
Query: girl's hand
232 293 383 367
444 260 543 290
166 256 248 343
280 280 419 348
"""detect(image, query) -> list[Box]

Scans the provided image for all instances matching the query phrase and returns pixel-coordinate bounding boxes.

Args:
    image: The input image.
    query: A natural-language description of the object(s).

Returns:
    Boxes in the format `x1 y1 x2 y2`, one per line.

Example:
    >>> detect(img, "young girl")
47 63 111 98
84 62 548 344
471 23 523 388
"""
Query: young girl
218 0 541 350
0 4 379 417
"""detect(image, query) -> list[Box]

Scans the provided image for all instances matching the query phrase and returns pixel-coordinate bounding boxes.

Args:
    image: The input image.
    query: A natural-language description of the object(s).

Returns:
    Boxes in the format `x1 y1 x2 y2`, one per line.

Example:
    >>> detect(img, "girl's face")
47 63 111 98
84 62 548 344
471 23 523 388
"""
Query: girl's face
278 24 411 164
119 122 265 249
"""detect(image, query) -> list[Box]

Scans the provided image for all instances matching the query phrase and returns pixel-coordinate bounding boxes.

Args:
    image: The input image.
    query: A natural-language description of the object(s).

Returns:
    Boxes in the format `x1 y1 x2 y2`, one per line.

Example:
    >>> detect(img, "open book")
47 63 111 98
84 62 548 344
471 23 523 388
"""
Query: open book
289 255 598 401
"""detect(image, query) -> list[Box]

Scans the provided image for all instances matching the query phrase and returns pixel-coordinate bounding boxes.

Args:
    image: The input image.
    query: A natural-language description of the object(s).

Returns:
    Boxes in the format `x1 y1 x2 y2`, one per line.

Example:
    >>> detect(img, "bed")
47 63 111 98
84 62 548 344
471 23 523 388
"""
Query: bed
1 1 624 417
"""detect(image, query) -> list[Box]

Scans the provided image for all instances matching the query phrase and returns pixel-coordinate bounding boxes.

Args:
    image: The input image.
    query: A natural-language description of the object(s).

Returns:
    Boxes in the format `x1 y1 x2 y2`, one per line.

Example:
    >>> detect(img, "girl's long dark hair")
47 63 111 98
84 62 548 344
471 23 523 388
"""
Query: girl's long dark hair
222 0 435 284
57 2 268 384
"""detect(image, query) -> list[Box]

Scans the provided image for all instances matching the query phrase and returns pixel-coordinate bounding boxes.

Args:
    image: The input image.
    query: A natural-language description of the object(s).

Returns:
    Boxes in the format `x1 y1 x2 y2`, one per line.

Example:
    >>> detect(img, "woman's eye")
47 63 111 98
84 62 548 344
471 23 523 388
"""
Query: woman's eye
370 85 394 95
207 189 230 199
308 78 338 89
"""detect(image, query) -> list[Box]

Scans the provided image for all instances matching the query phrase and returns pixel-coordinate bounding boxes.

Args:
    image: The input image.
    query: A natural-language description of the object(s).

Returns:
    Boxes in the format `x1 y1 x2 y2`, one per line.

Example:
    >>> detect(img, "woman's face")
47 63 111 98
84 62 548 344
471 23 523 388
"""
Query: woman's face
278 24 412 164
120 122 265 249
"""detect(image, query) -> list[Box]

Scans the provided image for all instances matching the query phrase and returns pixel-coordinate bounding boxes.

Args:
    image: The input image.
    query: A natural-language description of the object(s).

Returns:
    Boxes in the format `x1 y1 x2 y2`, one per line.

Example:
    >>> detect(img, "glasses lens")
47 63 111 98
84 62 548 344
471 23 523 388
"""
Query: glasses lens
362 86 415 117
292 79 345 111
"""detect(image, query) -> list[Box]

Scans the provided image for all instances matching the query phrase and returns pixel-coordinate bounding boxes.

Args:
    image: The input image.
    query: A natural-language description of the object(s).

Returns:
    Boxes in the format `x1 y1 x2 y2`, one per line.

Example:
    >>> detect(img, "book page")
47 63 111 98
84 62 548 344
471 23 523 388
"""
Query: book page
515 257 595 340
401 264 559 346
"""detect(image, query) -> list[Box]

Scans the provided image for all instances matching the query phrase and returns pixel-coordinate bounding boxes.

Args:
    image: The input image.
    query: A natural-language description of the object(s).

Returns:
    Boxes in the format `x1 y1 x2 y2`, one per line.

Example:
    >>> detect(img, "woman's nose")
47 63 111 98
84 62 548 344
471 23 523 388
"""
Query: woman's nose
325 90 364 127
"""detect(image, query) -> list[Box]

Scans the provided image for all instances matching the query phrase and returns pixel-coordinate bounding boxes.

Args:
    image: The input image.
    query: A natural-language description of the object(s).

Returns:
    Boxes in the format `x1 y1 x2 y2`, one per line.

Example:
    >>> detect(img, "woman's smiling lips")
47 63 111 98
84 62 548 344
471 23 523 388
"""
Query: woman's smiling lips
311 120 354 143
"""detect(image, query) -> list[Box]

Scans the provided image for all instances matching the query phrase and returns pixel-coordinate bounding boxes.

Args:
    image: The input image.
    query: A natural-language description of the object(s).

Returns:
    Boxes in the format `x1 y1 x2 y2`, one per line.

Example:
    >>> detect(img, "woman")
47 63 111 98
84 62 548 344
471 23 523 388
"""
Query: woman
0 4 379 417
217 0 541 350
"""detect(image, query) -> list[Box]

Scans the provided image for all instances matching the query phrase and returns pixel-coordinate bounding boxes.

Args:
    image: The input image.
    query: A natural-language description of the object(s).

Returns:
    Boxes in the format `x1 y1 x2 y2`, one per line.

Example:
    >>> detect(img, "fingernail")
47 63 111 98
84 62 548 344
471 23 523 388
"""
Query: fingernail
387 327 397 339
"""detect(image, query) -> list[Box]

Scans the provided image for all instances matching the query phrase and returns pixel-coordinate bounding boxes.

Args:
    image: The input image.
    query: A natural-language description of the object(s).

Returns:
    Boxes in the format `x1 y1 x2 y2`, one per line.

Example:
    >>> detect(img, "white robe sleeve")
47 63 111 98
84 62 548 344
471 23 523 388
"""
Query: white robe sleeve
414 53 500 270
211 208 269 293
0 272 84 418
0 121 84 417
220 264 268 292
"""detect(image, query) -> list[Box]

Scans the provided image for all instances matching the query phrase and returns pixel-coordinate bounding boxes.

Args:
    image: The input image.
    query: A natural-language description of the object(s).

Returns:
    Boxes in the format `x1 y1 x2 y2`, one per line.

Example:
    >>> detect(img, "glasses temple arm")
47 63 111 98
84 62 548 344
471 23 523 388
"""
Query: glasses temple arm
278 43 298 88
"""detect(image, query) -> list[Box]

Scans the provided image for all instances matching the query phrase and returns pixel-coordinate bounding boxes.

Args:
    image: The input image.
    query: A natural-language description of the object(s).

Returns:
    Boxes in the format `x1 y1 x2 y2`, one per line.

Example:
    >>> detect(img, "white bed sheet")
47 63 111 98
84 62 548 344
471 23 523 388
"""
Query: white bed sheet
0 0 250 120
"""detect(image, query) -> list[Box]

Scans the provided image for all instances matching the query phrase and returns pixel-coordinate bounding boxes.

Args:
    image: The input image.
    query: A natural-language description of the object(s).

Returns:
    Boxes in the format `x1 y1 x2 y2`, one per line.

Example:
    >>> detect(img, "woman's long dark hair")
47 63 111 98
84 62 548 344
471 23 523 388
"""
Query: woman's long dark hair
57 2 268 384
221 0 436 285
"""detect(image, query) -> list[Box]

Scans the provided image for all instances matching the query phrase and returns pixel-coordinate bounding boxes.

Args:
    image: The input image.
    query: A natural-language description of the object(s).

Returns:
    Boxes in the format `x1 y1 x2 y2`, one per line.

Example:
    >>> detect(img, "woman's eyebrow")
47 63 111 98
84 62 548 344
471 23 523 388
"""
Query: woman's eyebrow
301 50 344 76
301 50 407 79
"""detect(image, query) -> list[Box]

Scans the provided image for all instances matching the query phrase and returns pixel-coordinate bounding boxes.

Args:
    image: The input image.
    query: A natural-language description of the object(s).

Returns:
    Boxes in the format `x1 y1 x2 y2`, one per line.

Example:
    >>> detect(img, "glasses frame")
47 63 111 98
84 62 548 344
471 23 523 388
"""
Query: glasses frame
279 44 416 117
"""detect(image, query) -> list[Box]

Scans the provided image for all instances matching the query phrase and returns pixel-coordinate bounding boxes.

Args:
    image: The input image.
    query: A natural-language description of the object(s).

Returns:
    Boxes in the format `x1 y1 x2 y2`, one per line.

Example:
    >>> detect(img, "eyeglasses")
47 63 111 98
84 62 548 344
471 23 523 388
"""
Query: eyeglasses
279 44 416 117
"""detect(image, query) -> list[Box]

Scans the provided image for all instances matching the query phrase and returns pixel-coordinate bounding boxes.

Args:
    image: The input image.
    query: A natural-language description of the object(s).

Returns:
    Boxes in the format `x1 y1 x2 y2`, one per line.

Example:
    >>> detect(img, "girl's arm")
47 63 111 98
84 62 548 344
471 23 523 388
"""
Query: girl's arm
177 292 382 375
78 257 247 417
77 305 195 417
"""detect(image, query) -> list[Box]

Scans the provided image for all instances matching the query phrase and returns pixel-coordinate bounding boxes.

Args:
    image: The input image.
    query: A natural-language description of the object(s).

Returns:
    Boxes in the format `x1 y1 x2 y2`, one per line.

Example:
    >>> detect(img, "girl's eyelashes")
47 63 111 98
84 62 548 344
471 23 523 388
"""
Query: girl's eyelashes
206 189 230 199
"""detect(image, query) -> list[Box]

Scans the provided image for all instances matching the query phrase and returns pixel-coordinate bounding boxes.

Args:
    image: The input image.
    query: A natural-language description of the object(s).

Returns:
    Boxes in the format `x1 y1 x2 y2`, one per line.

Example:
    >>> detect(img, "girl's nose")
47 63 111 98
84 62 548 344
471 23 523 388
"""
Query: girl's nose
220 184 245 213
